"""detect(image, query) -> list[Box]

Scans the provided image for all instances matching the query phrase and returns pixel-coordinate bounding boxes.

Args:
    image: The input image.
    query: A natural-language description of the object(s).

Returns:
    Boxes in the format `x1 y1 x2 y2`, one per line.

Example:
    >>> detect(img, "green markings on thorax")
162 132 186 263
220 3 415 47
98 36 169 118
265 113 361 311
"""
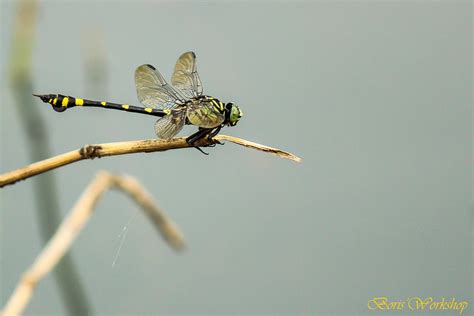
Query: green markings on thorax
206 96 225 112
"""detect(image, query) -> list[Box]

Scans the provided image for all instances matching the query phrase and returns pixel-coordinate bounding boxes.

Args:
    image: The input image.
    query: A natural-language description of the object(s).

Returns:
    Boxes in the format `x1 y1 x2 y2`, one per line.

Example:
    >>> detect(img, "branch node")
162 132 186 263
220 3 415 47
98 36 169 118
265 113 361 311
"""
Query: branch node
79 145 102 159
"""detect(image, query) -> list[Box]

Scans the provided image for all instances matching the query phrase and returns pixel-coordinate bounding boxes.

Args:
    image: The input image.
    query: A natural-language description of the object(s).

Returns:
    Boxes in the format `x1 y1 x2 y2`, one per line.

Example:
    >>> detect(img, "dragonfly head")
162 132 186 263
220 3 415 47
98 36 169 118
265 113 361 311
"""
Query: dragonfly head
225 103 243 127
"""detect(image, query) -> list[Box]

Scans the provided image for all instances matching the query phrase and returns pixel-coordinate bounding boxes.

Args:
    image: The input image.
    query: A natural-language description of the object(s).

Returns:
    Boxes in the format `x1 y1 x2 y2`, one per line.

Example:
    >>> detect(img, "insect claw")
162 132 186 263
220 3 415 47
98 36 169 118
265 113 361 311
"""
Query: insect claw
213 139 224 146
194 146 209 155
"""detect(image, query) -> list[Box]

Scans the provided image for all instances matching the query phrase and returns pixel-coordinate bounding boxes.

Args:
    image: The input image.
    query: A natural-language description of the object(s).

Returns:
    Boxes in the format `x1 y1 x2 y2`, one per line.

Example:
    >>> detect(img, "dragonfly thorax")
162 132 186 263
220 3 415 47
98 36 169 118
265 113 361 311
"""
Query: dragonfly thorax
185 95 242 128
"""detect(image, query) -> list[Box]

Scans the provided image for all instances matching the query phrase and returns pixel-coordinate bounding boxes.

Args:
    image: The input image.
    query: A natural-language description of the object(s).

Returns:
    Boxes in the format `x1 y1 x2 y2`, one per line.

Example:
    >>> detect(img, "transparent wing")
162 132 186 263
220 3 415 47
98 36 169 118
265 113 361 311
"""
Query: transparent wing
186 100 224 128
154 108 186 139
171 51 203 98
135 64 187 110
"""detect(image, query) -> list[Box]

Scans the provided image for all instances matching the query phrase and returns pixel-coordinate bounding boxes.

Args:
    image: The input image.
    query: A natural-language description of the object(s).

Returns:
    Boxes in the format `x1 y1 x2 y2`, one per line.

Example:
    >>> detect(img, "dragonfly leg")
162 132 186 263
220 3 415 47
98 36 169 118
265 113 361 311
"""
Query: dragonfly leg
187 128 210 144
206 125 224 145
186 128 213 155
194 146 209 155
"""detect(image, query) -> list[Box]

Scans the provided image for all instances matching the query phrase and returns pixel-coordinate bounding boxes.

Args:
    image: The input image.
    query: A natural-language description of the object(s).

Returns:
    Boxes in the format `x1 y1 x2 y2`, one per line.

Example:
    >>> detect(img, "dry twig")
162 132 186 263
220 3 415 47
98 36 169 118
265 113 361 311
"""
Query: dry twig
0 135 301 188
1 171 184 316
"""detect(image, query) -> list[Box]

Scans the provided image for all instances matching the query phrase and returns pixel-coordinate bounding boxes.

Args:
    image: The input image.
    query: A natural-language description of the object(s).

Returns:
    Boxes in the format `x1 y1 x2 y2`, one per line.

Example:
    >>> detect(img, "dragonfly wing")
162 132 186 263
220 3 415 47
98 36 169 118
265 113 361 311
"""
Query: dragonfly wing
186 100 224 128
171 52 203 98
135 64 187 110
154 108 186 139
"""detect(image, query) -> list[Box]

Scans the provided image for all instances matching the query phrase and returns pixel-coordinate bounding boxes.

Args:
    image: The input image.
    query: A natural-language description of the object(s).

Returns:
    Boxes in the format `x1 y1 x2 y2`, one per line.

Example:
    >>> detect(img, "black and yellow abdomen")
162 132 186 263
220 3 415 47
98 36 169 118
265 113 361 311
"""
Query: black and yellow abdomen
33 94 169 117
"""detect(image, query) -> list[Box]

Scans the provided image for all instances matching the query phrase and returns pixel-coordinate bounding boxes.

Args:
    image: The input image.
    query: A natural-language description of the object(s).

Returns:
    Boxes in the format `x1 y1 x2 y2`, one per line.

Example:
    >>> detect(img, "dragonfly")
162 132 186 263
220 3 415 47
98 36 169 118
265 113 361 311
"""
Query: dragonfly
34 51 243 154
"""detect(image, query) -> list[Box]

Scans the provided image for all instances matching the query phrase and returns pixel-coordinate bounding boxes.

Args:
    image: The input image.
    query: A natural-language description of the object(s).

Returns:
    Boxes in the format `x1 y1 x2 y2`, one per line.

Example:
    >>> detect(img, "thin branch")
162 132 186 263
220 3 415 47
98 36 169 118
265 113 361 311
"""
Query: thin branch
0 135 301 188
1 171 185 316
217 135 301 162
111 174 185 250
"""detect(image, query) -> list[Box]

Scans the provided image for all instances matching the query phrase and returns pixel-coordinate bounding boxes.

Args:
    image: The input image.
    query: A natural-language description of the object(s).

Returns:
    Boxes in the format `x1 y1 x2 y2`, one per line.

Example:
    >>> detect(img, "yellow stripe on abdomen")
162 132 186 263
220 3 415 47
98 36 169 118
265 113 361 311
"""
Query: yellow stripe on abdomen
145 108 152 113
122 104 129 110
62 97 69 107
75 98 84 106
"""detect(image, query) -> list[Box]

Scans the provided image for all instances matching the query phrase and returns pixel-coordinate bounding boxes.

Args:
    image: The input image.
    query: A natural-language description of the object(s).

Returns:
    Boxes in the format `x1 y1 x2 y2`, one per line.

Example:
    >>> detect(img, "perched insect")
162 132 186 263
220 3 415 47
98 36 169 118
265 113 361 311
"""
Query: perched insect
34 52 243 154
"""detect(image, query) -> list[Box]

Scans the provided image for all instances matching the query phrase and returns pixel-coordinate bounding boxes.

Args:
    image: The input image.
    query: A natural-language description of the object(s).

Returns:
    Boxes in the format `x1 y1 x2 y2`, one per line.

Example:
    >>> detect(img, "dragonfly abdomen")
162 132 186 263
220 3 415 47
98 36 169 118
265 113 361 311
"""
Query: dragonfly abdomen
33 94 168 117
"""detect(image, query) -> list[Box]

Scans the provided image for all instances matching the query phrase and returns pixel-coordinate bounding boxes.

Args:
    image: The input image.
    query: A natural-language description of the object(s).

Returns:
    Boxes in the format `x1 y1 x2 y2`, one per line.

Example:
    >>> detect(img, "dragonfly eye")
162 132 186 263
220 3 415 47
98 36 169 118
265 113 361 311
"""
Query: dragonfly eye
227 103 242 126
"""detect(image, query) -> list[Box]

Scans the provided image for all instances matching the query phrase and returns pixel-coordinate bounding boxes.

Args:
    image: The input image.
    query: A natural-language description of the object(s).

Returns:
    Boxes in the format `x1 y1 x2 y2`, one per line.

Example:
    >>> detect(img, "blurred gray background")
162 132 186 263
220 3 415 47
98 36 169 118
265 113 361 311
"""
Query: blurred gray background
1 1 471 315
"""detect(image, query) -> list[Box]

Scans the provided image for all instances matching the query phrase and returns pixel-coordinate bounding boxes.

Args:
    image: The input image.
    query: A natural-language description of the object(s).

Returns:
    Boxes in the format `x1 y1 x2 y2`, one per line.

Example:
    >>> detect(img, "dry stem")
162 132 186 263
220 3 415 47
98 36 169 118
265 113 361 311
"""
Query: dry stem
1 171 184 316
0 135 301 188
